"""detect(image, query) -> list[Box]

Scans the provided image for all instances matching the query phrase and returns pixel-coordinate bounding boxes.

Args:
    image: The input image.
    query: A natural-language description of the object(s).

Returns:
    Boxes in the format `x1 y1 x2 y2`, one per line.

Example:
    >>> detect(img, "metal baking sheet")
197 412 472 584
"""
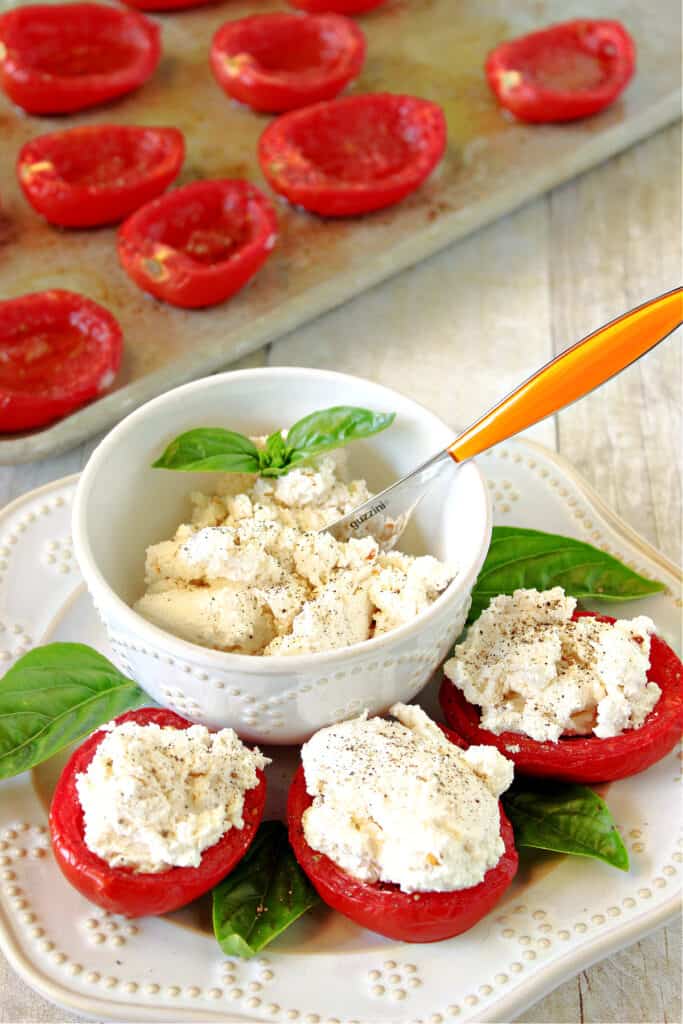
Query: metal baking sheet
0 0 680 464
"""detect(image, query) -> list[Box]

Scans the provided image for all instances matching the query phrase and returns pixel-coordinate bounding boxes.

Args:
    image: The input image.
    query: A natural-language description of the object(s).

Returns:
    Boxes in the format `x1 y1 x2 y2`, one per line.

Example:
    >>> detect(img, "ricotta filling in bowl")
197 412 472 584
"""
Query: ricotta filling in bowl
300 703 514 893
76 721 269 873
443 587 662 742
134 447 455 656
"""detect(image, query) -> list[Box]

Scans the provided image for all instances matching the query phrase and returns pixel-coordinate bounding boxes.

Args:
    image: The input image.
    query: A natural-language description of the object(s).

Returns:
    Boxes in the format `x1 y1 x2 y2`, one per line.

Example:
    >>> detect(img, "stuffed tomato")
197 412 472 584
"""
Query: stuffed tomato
440 589 683 784
287 704 518 942
49 707 268 917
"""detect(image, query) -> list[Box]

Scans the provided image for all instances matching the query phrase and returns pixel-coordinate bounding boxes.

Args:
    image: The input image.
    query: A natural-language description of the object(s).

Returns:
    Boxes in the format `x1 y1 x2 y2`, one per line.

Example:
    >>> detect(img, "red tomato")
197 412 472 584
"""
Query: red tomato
286 727 518 942
0 290 122 433
49 707 267 918
485 19 636 123
259 93 446 217
17 126 185 229
210 13 366 114
117 179 277 309
440 611 683 784
0 3 161 116
288 0 387 13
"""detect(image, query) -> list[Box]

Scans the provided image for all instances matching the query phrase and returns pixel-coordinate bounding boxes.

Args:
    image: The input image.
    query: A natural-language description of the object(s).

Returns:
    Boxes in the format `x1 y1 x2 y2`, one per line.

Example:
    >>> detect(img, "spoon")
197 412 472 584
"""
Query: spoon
325 287 682 549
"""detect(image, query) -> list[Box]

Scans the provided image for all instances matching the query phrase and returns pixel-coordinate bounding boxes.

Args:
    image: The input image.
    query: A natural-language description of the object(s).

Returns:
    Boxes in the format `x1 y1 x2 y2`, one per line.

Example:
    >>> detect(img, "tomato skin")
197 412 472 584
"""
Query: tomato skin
288 0 386 13
117 179 277 309
286 727 518 942
486 19 636 124
0 290 122 433
0 4 161 116
210 13 366 114
49 707 267 918
259 93 446 217
17 126 185 229
440 611 683 784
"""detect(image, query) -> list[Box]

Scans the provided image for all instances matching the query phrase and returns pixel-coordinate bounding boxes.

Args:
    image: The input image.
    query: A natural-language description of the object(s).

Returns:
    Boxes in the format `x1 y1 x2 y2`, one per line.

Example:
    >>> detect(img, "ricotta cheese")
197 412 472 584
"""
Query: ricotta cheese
300 703 513 894
75 721 270 873
135 446 455 656
443 587 661 742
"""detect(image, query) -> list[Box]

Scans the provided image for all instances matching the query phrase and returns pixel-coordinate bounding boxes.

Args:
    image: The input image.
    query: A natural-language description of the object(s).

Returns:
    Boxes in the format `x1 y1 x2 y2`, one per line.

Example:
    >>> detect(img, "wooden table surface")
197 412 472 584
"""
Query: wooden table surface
0 122 680 1024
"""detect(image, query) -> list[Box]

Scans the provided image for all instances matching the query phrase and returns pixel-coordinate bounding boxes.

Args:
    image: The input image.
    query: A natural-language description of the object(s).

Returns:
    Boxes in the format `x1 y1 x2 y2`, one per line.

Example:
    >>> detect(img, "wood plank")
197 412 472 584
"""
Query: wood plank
550 124 682 563
519 121 682 1023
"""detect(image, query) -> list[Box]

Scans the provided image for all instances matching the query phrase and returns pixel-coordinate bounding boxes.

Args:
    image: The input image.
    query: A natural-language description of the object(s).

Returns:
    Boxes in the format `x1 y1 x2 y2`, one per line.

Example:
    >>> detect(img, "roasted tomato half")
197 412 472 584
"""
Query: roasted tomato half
0 3 161 116
485 19 636 123
117 179 277 309
0 290 122 433
287 726 518 943
259 92 446 217
440 611 683 784
49 707 267 918
18 125 185 229
210 13 366 114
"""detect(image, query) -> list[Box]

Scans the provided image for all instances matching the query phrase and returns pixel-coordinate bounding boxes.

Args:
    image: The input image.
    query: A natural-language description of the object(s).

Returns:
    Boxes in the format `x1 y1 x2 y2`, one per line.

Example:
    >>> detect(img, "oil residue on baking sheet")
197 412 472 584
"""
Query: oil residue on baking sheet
350 16 510 149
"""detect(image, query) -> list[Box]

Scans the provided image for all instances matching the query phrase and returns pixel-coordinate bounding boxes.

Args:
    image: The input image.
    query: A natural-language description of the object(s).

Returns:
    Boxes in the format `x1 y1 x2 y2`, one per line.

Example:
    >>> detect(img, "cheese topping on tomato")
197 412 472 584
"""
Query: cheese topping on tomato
300 704 513 894
75 722 269 873
135 445 454 656
443 587 661 742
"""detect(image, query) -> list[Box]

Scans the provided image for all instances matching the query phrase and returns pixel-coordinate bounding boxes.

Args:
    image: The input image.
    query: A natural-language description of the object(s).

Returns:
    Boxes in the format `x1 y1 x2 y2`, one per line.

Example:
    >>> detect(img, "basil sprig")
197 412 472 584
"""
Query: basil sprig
503 782 629 871
152 406 395 476
212 820 320 958
0 643 147 779
468 526 664 623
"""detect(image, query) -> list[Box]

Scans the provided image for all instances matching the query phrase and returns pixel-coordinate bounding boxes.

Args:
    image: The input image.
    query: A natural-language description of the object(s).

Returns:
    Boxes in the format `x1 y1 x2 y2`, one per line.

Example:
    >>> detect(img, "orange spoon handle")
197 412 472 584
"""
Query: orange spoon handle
447 287 683 464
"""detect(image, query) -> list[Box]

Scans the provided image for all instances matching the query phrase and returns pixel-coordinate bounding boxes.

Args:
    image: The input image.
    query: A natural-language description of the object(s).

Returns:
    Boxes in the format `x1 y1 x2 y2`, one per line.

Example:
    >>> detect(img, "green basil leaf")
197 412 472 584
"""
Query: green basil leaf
259 431 290 477
468 526 664 623
285 406 395 464
152 428 260 473
212 820 320 958
0 643 147 779
503 782 629 871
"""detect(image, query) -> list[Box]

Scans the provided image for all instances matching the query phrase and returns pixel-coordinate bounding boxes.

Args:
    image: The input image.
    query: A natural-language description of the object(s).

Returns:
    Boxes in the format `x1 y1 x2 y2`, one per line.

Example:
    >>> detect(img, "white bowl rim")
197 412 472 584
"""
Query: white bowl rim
73 366 492 675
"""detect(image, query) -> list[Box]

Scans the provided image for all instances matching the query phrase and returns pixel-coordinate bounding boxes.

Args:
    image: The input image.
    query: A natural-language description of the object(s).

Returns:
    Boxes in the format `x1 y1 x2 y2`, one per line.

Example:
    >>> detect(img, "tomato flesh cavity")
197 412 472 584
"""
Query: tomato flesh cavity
117 179 278 309
486 19 636 123
287 726 518 942
288 0 387 14
49 707 267 918
259 93 446 216
0 290 122 433
0 3 161 115
211 13 366 114
18 126 185 228
439 611 683 784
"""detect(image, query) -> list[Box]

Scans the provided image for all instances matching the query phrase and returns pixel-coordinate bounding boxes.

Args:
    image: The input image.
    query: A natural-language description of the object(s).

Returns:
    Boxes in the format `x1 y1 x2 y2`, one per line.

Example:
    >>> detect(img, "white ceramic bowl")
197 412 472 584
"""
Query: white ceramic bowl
72 367 491 744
